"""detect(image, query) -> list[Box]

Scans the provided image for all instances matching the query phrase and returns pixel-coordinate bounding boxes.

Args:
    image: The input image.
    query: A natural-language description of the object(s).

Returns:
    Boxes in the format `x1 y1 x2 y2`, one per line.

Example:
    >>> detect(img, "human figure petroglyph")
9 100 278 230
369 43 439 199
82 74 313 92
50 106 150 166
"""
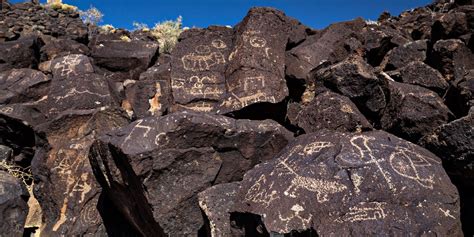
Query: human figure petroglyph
211 39 227 49
347 135 395 190
53 88 109 102
335 202 386 223
0 106 13 114
245 174 279 207
299 141 334 156
389 146 437 189
53 54 90 77
278 204 313 233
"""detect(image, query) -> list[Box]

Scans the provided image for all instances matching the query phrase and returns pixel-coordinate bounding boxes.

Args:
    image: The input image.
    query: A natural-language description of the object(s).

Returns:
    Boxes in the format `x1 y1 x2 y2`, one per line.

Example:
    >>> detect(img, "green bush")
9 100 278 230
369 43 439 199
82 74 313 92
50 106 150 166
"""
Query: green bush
134 16 184 53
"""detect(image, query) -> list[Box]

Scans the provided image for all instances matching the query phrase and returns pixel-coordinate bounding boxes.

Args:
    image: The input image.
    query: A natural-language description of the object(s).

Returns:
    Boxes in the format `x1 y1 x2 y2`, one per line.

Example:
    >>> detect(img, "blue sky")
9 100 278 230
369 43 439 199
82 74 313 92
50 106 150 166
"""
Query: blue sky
12 0 433 30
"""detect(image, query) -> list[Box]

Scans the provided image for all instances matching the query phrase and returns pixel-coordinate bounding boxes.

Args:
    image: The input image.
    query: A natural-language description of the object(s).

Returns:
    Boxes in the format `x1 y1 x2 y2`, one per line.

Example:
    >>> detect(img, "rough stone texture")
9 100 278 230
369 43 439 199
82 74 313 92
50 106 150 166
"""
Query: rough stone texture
381 40 427 71
90 39 159 80
362 24 410 67
198 182 239 237
381 81 452 142
0 171 29 237
89 111 293 236
431 39 474 81
393 61 449 95
314 55 386 116
233 130 462 235
285 18 365 81
31 108 129 236
50 54 94 79
0 145 13 162
287 91 372 133
40 37 90 62
0 68 50 104
0 36 42 72
446 69 474 117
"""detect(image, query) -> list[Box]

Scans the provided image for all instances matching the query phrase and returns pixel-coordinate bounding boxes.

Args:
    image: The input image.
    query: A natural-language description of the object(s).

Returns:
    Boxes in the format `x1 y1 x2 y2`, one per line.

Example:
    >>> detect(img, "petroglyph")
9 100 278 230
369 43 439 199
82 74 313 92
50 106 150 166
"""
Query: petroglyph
154 132 169 146
336 202 386 223
243 76 266 91
178 101 215 112
0 184 5 195
245 174 279 207
276 151 347 202
389 146 438 189
0 106 13 114
53 88 109 102
347 136 395 190
182 50 225 72
80 203 101 225
122 119 153 148
171 78 186 89
221 91 276 109
438 208 456 219
299 141 334 156
195 45 211 54
188 76 224 97
249 36 267 48
211 39 227 49
53 54 91 77
70 173 92 204
278 204 313 233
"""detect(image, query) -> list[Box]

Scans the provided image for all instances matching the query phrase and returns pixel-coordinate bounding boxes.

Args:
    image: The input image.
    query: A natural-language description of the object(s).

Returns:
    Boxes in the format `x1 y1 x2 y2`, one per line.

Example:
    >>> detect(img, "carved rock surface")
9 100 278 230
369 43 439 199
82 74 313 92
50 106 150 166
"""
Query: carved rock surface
0 69 50 104
0 171 29 237
31 108 129 236
89 111 292 236
288 91 372 133
0 36 42 71
233 130 462 235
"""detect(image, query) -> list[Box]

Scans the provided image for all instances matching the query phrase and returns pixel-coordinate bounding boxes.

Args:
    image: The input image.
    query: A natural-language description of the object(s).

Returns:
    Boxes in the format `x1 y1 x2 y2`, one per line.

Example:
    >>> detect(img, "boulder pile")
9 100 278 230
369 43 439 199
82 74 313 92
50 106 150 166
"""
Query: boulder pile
0 0 473 236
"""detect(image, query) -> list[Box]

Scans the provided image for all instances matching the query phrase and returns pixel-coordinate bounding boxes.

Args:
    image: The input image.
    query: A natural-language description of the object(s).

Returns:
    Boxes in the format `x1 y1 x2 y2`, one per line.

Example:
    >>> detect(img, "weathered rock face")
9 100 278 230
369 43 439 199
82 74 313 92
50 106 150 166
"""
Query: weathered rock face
89 111 293 236
32 108 129 236
395 61 449 95
232 130 462 235
430 39 474 81
0 69 50 104
381 80 452 142
381 40 427 71
40 37 90 62
287 91 372 133
313 55 386 116
90 39 159 80
0 171 29 237
0 36 42 72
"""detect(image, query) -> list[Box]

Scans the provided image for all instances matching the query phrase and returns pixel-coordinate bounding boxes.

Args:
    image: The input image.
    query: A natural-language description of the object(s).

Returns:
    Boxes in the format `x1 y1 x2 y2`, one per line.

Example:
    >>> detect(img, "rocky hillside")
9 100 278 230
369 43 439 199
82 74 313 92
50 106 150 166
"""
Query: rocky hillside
0 0 473 236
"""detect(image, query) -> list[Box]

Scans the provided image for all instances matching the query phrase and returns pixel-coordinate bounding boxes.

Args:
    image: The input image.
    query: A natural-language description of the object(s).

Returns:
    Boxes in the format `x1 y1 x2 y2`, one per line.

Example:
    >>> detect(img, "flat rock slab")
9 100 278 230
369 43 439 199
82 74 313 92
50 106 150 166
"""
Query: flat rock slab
89 111 293 236
0 171 29 237
0 36 41 71
233 130 461 235
0 68 50 104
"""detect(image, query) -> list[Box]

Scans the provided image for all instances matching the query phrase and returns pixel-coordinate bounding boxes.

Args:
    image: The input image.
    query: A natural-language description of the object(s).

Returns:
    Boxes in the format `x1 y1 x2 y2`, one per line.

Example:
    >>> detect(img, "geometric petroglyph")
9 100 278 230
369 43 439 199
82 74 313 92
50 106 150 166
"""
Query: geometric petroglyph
245 174 279 207
389 146 438 189
53 88 109 103
80 203 101 226
220 90 277 110
154 132 169 146
121 119 153 148
278 204 313 233
243 76 266 91
53 54 91 78
0 106 13 114
335 202 386 223
299 141 334 156
211 39 227 49
249 36 267 48
188 76 224 97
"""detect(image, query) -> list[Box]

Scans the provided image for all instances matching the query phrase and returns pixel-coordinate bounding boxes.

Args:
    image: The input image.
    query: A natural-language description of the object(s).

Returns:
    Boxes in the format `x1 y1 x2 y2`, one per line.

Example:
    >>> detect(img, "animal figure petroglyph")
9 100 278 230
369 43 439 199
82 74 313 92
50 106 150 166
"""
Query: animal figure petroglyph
335 202 386 223
54 88 108 102
182 52 225 71
53 54 88 77
299 141 334 156
278 204 313 233
389 146 438 189
245 174 279 207
276 146 347 202
221 90 276 109
179 102 215 112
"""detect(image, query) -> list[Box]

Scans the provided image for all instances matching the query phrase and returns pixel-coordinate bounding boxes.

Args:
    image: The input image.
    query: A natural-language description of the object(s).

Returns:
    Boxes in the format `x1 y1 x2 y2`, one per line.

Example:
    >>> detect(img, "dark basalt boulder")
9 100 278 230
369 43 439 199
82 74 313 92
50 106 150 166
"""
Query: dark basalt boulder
0 171 29 237
286 18 365 81
446 69 474 117
0 36 42 71
0 69 50 104
232 130 462 235
395 61 449 95
89 39 159 80
40 37 90 62
287 91 372 133
380 40 427 71
50 54 94 79
31 108 129 236
430 39 474 81
313 55 386 116
381 81 452 143
89 111 293 236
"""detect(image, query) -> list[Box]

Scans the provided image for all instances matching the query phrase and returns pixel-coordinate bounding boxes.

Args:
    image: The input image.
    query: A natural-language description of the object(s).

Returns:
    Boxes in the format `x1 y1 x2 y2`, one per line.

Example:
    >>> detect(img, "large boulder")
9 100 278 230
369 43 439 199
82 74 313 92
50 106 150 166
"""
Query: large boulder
0 69 50 105
395 61 449 95
380 40 427 71
89 111 293 236
381 81 452 142
232 130 462 235
430 39 474 81
31 108 129 236
0 171 29 237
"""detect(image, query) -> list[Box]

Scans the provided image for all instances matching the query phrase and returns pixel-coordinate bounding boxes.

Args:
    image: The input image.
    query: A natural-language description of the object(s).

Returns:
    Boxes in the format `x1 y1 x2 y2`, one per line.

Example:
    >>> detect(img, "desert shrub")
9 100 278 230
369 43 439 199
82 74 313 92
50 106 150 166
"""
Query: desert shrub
46 0 78 12
79 6 104 25
120 35 131 42
0 160 33 192
133 22 150 32
133 16 183 53
99 24 116 34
